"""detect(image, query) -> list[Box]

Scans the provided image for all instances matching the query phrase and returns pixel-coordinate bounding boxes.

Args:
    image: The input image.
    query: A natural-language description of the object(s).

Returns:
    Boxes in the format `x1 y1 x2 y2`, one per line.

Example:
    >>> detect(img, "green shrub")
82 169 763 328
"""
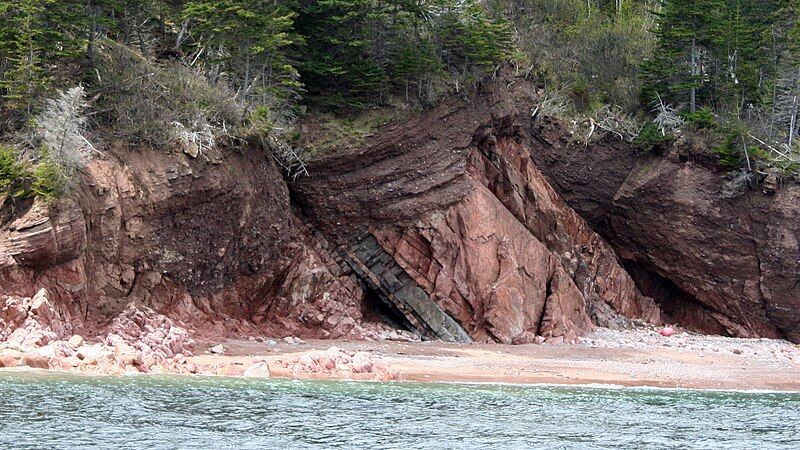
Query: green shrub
712 122 772 171
0 145 31 198
714 148 742 170
1 145 67 201
30 155 66 199
1 145 22 190
512 0 654 113
244 105 275 138
568 78 591 111
714 132 745 170
93 42 245 146
634 123 674 154
679 108 716 131
775 159 800 175
748 146 770 161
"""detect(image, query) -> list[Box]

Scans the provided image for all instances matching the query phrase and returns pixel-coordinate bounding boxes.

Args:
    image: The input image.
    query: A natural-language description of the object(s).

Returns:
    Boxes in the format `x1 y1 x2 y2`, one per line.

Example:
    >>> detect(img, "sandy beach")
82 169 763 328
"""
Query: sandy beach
182 328 800 391
3 308 799 391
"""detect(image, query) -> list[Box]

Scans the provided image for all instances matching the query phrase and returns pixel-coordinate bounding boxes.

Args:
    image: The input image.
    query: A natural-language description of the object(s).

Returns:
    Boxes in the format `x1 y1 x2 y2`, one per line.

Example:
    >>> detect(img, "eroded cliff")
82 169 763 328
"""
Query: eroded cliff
2 74 798 373
529 119 800 342
291 79 662 344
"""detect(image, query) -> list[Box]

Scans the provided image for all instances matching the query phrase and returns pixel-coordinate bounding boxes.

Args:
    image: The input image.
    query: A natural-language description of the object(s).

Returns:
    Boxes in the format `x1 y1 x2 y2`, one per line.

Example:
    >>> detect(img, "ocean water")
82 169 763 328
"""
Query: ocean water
0 372 798 449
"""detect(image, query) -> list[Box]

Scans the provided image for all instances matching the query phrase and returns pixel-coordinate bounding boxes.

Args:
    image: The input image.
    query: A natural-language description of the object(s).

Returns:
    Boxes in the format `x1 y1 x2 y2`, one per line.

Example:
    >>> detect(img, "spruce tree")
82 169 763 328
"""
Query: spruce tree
642 0 724 110
182 0 300 103
0 0 90 125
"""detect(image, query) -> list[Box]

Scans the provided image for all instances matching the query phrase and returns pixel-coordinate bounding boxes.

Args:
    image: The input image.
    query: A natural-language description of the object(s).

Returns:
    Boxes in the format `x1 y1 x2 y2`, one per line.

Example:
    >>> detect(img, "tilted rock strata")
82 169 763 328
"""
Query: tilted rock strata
3 74 794 355
292 78 662 343
528 118 800 342
0 144 401 358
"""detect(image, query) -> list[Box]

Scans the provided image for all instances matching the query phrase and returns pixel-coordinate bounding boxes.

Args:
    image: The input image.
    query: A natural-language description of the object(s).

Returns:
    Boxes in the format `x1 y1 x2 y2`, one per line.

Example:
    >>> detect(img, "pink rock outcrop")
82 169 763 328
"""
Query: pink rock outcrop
292 76 663 343
0 288 76 349
373 185 595 344
0 289 195 373
276 346 394 380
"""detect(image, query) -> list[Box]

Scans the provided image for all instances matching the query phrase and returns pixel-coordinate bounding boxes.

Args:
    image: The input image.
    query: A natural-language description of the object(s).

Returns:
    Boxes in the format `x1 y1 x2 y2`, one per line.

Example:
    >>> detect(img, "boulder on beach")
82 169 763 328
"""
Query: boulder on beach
21 353 50 369
243 361 271 378
209 344 226 355
76 345 113 363
282 346 393 380
0 349 23 368
67 335 84 348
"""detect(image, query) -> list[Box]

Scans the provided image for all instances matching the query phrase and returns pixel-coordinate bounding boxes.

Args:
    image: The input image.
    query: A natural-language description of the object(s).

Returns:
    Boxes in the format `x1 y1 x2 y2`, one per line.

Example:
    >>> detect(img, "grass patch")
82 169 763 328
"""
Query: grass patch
301 108 408 156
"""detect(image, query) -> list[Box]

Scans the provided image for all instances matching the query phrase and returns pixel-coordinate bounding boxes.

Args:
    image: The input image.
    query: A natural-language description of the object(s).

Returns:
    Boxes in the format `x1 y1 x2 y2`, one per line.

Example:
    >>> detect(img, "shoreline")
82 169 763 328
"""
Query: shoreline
4 366 800 396
3 328 800 392
187 329 800 391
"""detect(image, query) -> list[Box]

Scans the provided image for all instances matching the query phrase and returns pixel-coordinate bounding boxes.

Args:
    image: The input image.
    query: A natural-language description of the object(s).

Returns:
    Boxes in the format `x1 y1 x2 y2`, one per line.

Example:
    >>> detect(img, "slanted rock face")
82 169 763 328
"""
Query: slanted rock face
472 121 662 327
528 117 800 342
373 185 594 343
292 78 662 343
0 143 382 346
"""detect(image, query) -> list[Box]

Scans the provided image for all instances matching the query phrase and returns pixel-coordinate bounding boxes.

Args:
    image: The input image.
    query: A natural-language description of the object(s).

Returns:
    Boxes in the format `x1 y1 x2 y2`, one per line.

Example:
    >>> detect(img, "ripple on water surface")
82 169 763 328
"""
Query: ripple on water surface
0 372 799 449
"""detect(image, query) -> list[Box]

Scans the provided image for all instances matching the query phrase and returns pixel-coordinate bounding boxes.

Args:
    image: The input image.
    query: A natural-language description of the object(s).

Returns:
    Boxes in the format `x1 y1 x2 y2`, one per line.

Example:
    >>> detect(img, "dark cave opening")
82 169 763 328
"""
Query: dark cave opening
360 288 414 333
621 260 731 336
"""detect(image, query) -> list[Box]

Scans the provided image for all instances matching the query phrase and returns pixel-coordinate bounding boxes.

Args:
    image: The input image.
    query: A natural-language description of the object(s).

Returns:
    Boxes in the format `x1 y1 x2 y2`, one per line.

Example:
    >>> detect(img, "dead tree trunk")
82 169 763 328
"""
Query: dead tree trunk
690 37 697 112
790 93 797 148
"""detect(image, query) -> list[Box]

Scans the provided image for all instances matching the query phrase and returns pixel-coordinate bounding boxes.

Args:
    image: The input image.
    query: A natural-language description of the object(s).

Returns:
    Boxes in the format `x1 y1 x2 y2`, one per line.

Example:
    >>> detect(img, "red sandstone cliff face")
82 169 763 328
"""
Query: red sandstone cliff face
528 118 800 343
4 74 795 354
292 80 661 344
0 143 398 353
1 76 660 350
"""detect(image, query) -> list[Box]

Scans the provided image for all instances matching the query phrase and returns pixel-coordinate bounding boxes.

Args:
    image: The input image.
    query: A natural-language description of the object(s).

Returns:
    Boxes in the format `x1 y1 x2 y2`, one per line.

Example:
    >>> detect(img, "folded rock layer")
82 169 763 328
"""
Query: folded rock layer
3 74 797 356
292 80 661 343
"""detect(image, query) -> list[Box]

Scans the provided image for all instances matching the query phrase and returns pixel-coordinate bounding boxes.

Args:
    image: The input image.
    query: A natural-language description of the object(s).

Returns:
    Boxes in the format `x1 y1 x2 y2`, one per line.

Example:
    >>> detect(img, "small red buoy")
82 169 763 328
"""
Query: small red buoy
660 326 675 337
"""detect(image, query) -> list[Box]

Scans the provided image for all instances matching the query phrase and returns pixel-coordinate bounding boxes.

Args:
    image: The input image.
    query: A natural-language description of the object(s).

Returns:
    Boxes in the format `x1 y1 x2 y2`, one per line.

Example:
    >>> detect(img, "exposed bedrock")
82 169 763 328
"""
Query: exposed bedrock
528 117 800 342
1 144 398 345
3 75 796 347
292 80 661 343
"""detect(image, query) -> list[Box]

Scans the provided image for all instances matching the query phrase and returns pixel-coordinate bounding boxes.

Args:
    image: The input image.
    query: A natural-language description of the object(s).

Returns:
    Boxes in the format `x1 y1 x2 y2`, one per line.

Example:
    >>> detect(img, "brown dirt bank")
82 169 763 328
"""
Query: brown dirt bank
527 118 800 342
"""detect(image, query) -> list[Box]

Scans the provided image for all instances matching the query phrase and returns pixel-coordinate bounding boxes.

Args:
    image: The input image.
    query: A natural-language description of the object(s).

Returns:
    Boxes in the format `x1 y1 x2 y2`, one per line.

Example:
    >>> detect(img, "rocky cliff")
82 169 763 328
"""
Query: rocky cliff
291 81 661 344
528 119 800 342
0 142 401 351
2 75 798 367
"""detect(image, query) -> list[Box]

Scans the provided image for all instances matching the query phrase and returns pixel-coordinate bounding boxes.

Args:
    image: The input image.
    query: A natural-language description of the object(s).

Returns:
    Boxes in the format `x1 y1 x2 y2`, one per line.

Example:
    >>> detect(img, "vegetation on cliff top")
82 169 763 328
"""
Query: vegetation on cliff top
0 0 798 199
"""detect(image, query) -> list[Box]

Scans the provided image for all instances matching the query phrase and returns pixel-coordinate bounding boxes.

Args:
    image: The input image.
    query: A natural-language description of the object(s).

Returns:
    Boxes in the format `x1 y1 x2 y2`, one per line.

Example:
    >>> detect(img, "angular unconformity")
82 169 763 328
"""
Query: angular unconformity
291 76 663 343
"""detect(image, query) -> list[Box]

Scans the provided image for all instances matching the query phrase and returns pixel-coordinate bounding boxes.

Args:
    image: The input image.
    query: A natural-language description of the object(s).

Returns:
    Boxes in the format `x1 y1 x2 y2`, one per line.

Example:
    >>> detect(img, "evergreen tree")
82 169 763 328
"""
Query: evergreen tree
642 0 725 111
0 0 86 124
770 1 800 146
295 0 392 105
182 0 301 104
295 0 512 107
642 0 796 115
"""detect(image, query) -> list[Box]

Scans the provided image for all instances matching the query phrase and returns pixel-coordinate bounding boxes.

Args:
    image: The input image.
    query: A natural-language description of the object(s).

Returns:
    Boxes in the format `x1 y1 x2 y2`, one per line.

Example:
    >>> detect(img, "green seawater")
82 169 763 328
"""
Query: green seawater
0 372 799 449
